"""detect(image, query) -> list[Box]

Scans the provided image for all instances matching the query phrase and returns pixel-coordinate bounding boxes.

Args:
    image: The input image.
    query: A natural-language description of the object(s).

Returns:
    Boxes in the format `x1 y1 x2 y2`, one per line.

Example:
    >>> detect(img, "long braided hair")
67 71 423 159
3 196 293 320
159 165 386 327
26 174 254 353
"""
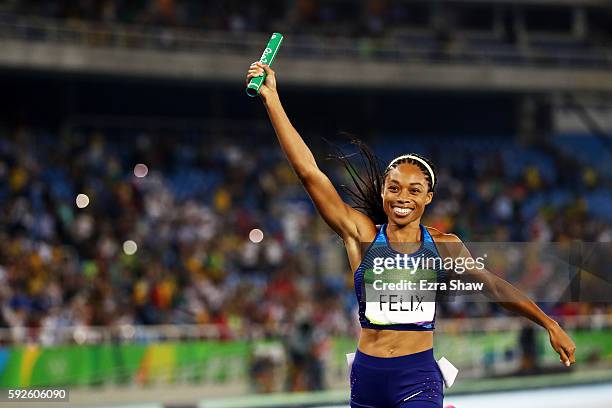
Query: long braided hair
328 136 436 225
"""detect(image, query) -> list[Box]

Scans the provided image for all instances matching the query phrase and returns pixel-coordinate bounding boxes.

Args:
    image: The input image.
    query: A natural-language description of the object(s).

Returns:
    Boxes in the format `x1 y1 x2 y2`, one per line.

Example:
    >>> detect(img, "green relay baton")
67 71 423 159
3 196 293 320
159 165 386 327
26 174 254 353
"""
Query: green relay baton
246 32 283 97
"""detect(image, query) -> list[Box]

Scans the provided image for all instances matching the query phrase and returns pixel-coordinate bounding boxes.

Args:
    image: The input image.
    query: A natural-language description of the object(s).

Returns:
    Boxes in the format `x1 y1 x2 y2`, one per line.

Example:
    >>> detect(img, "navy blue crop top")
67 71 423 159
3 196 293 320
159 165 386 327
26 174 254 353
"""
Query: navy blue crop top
354 224 444 331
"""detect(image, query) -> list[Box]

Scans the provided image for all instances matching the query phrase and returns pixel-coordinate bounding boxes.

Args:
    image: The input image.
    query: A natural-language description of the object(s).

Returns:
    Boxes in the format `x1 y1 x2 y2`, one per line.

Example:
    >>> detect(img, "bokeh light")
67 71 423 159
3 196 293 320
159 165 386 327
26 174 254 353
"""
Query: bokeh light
122 240 138 255
134 163 148 178
76 193 90 208
249 228 264 243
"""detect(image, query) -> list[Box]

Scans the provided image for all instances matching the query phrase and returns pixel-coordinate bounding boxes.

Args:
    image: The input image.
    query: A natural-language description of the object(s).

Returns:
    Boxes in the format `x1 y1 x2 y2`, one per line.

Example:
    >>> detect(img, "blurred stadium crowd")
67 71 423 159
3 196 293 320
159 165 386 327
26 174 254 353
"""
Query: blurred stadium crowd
3 0 610 38
1 125 611 345
1 0 489 33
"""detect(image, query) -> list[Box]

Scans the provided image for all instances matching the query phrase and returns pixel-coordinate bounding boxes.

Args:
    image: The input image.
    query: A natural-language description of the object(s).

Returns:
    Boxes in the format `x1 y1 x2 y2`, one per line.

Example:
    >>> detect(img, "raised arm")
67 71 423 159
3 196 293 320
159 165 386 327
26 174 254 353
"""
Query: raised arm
246 62 374 241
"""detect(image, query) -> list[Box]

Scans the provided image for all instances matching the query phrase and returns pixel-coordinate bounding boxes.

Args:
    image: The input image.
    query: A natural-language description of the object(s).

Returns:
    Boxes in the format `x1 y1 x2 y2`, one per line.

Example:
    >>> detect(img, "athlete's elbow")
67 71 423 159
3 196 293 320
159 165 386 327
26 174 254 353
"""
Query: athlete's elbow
295 165 319 183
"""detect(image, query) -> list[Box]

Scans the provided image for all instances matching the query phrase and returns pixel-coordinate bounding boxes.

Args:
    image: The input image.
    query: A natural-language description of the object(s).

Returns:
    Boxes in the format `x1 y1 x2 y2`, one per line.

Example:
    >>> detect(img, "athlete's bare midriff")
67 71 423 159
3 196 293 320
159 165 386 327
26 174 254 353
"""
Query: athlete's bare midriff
358 328 433 357
348 225 439 359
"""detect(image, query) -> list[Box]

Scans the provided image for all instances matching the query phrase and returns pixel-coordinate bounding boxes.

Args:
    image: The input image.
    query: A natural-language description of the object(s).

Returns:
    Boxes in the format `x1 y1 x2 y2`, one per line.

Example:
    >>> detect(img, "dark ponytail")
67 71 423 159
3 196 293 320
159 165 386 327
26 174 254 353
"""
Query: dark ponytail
326 136 387 224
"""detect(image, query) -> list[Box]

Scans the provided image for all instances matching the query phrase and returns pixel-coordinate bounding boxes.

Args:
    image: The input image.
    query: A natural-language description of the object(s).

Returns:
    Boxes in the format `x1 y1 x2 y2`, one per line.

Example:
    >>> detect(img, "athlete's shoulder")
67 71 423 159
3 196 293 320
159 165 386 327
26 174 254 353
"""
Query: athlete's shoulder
424 226 462 243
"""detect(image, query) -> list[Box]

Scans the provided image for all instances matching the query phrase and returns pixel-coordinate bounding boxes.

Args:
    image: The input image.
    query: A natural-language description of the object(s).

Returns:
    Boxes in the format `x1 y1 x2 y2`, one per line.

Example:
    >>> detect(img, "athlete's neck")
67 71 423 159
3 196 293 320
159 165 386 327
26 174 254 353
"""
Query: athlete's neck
385 220 422 243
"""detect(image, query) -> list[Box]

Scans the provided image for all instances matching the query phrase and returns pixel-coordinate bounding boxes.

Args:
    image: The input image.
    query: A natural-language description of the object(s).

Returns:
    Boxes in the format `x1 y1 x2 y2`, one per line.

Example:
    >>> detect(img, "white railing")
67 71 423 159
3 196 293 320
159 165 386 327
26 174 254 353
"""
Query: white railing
437 313 612 332
0 14 611 68
1 314 609 345
0 323 223 345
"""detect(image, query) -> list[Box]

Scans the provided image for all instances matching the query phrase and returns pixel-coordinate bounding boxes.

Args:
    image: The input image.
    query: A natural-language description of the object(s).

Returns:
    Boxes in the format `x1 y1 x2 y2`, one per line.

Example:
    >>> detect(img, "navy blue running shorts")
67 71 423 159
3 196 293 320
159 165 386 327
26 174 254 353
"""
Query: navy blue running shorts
350 348 444 408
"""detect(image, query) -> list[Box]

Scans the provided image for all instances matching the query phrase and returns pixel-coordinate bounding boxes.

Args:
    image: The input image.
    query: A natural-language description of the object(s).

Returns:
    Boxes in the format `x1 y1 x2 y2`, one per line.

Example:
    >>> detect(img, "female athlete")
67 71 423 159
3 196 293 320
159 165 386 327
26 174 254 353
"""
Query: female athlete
246 61 576 408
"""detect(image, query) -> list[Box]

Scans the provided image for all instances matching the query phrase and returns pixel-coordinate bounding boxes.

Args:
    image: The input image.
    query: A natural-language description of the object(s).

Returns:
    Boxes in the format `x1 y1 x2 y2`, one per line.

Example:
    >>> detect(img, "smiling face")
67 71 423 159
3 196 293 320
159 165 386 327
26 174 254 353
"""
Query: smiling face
382 163 433 226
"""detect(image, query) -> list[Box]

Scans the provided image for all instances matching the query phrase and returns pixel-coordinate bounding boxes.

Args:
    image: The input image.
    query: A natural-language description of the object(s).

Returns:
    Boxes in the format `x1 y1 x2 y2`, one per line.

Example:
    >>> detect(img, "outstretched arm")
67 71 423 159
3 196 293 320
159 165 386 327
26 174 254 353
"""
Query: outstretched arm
246 62 374 242
437 233 576 367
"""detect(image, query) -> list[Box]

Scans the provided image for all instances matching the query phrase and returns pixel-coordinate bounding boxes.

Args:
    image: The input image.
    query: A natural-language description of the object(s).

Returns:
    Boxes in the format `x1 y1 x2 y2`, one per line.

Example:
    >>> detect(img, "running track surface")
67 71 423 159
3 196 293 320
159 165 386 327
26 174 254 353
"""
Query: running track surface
320 383 612 408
